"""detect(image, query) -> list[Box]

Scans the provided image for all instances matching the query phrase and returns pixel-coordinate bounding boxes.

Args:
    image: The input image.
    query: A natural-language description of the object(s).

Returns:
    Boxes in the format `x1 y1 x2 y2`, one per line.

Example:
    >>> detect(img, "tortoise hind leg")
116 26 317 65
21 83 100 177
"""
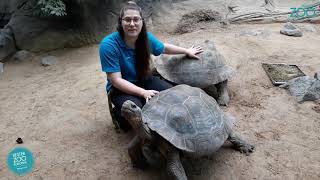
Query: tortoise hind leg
215 80 230 106
228 132 255 156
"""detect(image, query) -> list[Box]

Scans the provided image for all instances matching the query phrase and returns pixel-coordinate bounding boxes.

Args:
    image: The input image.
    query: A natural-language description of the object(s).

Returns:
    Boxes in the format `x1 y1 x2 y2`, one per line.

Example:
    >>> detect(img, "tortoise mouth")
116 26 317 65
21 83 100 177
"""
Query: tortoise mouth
121 107 140 119
121 108 132 116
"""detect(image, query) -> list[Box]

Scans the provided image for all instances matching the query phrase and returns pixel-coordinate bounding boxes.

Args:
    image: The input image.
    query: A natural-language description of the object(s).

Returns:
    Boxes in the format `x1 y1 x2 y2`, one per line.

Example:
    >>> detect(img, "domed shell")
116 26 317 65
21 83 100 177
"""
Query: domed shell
142 84 234 156
154 41 235 88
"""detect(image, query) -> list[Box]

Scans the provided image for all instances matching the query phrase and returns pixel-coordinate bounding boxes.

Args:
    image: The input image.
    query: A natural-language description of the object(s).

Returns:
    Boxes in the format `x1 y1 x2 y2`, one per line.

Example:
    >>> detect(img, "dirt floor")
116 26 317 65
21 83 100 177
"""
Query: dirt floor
1 21 320 180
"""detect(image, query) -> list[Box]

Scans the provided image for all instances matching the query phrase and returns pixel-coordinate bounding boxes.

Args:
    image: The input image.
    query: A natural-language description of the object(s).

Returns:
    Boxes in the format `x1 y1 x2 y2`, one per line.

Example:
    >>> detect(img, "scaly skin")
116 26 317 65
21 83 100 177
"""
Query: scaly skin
127 135 148 169
157 138 188 180
216 80 230 106
228 132 255 155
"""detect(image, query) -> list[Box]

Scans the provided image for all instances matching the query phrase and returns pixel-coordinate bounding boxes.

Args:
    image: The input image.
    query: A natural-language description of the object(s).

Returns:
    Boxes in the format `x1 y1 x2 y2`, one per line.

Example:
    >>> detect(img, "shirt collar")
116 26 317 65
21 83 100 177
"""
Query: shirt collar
116 32 134 50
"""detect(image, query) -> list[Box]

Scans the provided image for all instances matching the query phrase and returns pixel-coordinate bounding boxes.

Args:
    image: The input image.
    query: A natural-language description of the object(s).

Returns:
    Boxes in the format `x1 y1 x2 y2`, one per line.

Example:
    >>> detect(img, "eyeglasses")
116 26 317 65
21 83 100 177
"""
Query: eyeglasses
122 17 142 25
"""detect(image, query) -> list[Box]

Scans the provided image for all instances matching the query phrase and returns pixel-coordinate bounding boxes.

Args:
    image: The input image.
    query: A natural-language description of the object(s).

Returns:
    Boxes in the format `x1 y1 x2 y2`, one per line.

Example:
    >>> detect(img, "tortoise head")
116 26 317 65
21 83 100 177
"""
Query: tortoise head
121 100 143 131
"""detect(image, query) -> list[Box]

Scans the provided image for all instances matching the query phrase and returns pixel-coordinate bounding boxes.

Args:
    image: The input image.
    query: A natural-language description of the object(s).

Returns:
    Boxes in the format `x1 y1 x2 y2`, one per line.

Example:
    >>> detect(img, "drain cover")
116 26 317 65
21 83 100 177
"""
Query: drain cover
262 63 306 85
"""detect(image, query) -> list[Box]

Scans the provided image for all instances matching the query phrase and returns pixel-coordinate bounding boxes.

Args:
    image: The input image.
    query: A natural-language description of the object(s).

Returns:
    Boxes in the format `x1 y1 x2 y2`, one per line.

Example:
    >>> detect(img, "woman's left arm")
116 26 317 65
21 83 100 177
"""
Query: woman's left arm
163 43 203 59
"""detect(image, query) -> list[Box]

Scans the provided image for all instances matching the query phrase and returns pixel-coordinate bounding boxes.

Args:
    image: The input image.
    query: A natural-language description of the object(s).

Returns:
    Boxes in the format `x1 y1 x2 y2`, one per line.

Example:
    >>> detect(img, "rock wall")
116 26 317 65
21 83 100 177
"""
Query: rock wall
0 0 19 28
1 0 312 61
0 0 177 61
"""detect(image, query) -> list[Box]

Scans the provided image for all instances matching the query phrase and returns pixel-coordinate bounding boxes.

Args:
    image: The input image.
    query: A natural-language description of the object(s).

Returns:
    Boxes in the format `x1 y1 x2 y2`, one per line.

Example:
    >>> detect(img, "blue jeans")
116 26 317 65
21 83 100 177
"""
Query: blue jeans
111 75 173 131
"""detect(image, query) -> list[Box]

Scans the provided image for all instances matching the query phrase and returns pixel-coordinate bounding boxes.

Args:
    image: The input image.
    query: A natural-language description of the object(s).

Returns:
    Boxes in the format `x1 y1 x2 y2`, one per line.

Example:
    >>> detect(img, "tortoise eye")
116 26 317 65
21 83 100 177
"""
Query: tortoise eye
131 104 137 109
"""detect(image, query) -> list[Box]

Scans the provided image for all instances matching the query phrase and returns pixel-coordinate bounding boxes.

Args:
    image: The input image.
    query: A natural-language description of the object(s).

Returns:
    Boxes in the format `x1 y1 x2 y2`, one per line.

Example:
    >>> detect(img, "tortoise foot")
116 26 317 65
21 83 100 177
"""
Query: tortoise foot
217 93 230 106
228 133 255 156
236 143 255 156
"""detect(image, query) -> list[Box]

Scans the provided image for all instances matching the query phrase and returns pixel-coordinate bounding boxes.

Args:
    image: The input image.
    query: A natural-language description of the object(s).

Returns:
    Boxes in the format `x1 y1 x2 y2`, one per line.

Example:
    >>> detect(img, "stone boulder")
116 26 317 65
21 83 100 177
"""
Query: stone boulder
0 28 16 61
0 0 178 61
41 56 58 66
280 22 303 37
12 50 32 62
280 72 320 103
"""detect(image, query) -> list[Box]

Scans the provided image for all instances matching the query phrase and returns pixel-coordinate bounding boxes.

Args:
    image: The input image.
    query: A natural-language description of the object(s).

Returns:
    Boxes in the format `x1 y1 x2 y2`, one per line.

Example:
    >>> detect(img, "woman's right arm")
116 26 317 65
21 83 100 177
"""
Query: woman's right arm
100 38 158 101
107 72 159 101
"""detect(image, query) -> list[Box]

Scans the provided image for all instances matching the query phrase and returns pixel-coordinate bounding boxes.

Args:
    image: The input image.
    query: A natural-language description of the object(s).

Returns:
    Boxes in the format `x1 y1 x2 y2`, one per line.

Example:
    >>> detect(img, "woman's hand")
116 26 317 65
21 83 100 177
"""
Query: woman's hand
163 43 203 59
185 45 203 59
141 90 159 102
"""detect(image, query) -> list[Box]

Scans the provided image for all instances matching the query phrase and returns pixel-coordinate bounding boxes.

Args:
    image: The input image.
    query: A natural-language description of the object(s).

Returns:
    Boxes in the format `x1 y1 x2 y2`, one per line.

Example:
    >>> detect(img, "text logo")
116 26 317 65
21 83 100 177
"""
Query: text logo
289 4 320 18
7 147 34 175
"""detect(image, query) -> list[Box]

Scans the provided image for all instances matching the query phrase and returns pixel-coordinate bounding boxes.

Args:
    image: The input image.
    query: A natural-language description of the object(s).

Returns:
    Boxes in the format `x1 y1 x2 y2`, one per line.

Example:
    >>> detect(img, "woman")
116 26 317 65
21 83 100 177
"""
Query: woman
99 1 203 131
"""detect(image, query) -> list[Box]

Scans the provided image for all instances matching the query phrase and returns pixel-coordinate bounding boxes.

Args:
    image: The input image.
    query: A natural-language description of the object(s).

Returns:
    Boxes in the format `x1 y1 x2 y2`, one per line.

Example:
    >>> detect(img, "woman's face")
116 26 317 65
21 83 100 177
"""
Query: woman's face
121 9 143 38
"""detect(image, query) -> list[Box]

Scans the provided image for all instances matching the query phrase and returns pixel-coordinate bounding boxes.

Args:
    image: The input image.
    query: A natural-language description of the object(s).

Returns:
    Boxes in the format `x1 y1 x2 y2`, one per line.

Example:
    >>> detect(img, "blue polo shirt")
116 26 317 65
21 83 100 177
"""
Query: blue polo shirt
99 32 165 93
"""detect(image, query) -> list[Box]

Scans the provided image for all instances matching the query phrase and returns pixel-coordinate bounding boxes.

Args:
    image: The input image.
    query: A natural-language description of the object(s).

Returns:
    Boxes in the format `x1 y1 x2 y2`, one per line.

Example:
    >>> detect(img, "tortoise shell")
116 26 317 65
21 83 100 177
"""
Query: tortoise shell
142 84 234 156
154 41 235 88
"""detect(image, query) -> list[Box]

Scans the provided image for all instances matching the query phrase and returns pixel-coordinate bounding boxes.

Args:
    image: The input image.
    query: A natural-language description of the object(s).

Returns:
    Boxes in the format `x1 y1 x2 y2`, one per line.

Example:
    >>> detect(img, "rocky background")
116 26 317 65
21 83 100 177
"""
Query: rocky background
1 0 319 61
0 0 182 61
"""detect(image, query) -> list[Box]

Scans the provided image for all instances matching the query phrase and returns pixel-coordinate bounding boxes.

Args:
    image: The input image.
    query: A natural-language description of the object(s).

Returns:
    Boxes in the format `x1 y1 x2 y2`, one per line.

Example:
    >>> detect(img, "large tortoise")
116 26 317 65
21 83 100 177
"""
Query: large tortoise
121 84 254 180
154 40 235 105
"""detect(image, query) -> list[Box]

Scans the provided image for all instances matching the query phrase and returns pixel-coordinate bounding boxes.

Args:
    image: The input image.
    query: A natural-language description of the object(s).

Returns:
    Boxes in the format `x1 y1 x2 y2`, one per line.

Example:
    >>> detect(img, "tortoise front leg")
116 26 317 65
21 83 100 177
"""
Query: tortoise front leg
215 80 230 106
142 142 165 168
128 135 148 169
228 132 255 155
166 148 188 180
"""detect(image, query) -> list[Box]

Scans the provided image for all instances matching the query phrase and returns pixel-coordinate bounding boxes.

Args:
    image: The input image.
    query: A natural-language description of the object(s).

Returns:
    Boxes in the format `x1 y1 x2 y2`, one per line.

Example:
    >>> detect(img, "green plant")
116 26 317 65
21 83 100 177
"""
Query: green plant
37 0 67 16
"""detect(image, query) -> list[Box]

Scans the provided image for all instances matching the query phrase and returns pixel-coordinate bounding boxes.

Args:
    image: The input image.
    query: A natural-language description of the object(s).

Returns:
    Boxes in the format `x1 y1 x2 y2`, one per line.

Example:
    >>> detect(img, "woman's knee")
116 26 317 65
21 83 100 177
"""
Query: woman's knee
143 75 173 91
112 93 145 109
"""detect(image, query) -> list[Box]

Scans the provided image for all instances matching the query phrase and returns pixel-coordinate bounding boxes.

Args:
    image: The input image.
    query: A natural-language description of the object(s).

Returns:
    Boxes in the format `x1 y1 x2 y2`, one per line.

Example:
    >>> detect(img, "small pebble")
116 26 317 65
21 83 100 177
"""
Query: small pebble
16 137 23 144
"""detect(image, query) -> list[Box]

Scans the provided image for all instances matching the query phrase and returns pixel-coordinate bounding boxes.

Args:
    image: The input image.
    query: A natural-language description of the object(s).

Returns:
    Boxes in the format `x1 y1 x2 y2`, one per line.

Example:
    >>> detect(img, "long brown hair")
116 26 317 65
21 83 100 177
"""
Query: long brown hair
117 1 150 81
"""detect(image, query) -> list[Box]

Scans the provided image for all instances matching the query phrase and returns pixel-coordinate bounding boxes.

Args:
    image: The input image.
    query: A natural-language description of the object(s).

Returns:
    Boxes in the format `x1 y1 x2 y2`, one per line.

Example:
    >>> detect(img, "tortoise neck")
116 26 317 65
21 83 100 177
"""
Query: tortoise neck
130 116 143 133
140 121 152 140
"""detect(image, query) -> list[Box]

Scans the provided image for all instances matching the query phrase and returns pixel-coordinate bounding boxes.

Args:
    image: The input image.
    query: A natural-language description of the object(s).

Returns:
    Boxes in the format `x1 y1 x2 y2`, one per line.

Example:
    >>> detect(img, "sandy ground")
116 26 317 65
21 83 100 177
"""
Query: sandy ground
1 21 320 180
